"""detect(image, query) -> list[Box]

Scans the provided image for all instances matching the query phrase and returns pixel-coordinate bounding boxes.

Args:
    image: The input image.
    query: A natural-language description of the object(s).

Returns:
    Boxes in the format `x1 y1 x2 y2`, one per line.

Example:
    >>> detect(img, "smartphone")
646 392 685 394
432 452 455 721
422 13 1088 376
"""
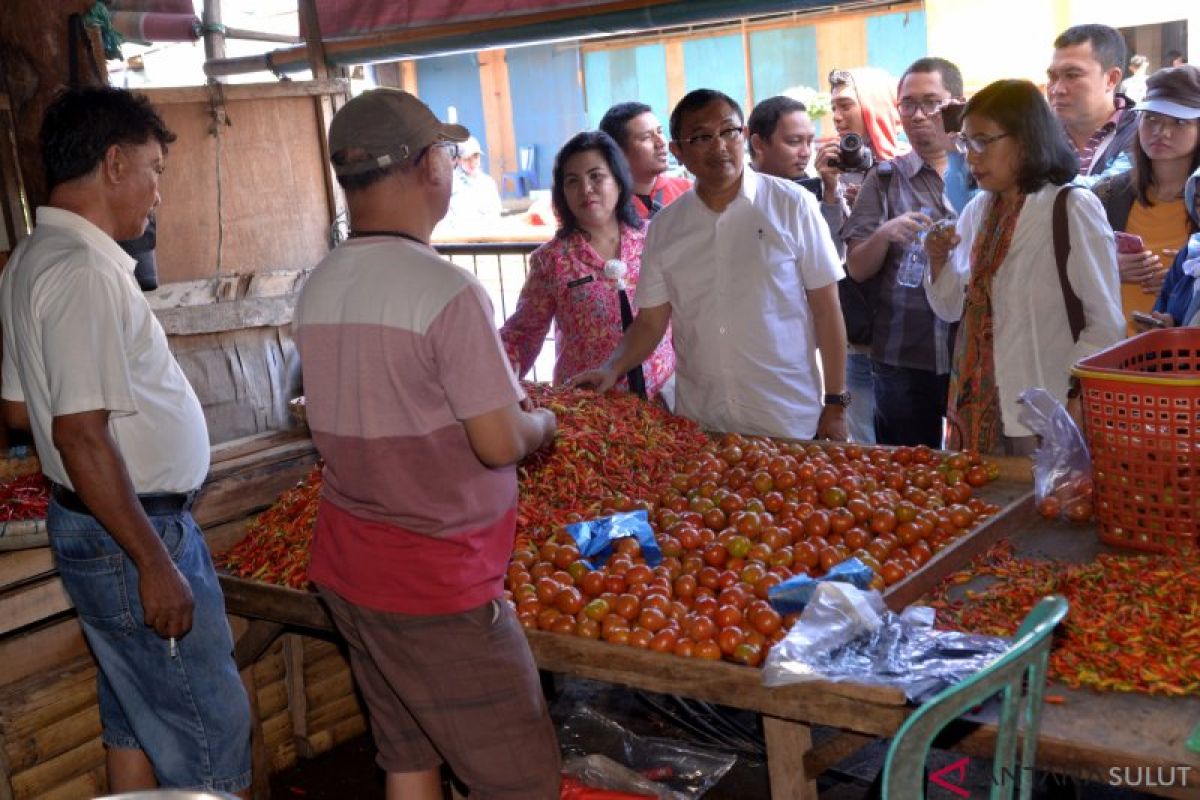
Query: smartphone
940 102 965 133
1132 310 1167 328
1115 231 1145 254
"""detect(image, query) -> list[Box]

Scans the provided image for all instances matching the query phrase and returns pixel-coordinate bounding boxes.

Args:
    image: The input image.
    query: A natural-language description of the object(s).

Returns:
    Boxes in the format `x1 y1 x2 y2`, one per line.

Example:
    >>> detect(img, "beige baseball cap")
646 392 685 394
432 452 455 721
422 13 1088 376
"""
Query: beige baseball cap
328 89 469 176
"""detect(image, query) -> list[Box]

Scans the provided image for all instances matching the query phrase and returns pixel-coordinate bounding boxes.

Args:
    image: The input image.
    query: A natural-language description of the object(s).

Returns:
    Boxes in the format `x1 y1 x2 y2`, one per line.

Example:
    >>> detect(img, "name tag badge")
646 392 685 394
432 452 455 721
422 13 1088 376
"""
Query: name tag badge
567 275 596 290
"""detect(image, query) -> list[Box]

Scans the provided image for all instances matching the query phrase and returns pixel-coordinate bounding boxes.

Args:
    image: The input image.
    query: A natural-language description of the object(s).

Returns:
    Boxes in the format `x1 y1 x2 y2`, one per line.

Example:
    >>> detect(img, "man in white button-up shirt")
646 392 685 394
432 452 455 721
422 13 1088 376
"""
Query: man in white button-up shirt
573 89 849 440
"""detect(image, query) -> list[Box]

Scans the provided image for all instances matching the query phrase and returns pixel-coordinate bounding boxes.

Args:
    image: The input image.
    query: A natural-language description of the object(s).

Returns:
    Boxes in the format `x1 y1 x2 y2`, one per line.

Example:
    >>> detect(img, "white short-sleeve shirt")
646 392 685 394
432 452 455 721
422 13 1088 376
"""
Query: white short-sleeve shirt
0 207 210 492
638 168 843 438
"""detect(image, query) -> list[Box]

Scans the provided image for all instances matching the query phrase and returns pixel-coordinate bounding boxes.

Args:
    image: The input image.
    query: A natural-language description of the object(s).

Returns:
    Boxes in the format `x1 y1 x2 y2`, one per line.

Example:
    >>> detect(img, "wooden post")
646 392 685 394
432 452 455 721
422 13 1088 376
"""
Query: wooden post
762 716 820 800
298 0 344 229
202 0 226 63
0 0 103 211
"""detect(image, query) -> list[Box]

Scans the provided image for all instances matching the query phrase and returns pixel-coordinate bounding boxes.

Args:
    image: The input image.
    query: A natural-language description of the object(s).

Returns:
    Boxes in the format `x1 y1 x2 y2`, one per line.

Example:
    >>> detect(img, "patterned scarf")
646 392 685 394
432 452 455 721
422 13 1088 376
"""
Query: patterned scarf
947 193 1026 453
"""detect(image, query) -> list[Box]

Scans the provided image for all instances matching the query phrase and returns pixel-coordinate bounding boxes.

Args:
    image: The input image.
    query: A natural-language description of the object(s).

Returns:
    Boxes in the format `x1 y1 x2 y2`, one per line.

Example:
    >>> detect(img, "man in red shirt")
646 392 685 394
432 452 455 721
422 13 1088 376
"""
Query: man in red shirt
294 89 560 800
600 101 691 219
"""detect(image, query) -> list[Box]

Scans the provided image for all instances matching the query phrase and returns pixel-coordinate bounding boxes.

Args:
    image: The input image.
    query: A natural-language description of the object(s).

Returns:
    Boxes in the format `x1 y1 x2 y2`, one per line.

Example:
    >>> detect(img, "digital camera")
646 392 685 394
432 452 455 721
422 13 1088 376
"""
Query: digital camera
828 133 873 172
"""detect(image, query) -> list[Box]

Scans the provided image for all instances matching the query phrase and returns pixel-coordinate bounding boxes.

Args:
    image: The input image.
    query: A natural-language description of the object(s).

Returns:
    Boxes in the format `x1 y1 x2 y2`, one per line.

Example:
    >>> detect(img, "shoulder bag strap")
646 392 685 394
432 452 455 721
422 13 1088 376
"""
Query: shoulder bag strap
1053 185 1085 343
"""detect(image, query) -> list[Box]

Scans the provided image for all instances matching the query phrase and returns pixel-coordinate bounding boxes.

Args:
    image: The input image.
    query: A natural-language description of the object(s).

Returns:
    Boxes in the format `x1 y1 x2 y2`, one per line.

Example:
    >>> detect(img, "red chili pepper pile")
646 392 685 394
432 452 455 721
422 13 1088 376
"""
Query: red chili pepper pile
0 472 50 522
517 385 709 542
928 540 1200 696
219 387 709 587
217 466 322 588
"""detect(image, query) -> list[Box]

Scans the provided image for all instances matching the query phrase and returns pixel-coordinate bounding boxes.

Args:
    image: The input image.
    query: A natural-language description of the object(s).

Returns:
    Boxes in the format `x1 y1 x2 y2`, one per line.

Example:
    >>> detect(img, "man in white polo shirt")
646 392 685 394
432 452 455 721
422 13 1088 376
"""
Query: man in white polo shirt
574 88 849 440
0 87 250 796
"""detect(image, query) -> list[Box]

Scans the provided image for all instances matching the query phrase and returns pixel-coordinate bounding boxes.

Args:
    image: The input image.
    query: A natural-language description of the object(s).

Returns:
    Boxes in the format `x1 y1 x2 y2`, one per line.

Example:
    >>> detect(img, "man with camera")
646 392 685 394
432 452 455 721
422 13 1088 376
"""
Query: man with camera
841 57 965 448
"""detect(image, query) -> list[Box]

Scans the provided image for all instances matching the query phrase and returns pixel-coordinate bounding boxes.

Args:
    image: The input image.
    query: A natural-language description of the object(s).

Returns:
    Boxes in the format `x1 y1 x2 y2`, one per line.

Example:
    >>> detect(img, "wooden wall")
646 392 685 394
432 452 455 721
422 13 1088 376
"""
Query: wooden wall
148 84 336 283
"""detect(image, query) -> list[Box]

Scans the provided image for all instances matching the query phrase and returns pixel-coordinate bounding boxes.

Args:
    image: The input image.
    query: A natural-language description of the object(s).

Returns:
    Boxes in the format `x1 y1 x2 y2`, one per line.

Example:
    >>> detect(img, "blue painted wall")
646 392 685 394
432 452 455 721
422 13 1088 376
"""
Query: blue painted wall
416 53 489 157
749 26 819 102
866 10 928 83
683 34 748 109
506 43 590 193
582 43 671 130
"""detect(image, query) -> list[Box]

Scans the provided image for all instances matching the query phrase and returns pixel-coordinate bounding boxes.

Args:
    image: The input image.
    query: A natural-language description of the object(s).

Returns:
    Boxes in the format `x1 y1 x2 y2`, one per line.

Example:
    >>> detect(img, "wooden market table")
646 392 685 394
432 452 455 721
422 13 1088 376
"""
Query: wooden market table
215 462 1200 800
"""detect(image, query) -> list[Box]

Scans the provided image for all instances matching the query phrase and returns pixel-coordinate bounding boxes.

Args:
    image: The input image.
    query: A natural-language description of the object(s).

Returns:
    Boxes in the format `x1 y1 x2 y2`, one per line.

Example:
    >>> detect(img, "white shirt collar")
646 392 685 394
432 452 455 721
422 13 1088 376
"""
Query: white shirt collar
34 207 139 275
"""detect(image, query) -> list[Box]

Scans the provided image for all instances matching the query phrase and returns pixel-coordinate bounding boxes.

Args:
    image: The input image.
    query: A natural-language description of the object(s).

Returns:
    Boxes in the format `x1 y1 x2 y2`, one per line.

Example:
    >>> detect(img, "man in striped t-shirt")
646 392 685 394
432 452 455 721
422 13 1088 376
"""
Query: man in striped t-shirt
294 89 560 800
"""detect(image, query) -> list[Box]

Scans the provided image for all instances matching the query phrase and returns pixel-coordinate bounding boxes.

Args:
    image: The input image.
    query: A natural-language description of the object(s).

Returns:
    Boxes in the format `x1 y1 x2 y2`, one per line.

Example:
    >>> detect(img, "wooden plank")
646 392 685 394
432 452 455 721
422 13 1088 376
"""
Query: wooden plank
240 662 271 800
0 576 71 637
193 450 319 530
762 716 819 800
146 80 350 104
0 618 88 690
298 0 342 231
884 490 1037 612
210 429 309 466
664 40 686 109
0 548 53 589
233 619 286 670
8 735 104 799
478 49 517 180
156 295 299 336
283 635 309 744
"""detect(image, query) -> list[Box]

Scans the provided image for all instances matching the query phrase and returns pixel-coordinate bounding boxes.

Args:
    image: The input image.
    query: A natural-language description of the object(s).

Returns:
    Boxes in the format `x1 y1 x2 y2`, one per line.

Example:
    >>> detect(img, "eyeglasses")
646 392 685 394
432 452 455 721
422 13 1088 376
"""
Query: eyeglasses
897 99 946 118
954 132 1011 155
680 127 743 148
415 139 460 165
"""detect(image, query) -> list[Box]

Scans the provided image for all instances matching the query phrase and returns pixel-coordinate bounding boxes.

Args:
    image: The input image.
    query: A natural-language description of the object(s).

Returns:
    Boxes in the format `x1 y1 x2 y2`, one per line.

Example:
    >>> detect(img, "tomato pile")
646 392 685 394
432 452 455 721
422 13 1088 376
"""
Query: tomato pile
0 472 50 522
507 425 1003 667
928 540 1200 696
222 388 1007 668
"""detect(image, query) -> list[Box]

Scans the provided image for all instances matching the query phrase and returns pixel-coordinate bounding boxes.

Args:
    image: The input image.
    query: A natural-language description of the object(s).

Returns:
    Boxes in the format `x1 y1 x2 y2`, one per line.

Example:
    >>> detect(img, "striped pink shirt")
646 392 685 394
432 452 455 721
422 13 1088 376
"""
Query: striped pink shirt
294 235 524 613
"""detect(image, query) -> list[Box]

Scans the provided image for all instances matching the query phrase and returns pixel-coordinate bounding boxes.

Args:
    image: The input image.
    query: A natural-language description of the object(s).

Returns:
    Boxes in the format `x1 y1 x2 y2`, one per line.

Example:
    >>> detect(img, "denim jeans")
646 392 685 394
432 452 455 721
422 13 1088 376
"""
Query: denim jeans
871 361 949 448
846 351 877 444
48 499 251 792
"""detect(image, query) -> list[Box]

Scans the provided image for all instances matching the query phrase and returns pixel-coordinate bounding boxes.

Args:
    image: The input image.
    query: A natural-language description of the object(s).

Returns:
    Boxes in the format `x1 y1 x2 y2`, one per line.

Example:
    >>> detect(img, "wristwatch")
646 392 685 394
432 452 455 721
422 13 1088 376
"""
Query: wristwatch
823 392 852 408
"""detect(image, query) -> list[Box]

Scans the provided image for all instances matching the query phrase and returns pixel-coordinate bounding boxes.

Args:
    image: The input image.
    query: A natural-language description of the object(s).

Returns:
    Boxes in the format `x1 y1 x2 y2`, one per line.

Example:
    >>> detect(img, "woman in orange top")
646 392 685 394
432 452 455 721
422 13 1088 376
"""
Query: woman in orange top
1093 65 1200 334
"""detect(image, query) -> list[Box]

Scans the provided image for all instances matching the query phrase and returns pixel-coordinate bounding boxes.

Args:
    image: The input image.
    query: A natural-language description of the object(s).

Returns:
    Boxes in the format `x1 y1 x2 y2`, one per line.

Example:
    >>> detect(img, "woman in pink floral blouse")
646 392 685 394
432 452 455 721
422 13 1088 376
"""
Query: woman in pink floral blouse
500 131 676 397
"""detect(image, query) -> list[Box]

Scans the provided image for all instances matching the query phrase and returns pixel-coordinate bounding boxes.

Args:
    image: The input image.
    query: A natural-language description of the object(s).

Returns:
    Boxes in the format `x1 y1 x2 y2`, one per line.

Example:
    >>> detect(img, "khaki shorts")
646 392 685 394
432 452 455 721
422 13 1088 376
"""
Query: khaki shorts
318 588 561 799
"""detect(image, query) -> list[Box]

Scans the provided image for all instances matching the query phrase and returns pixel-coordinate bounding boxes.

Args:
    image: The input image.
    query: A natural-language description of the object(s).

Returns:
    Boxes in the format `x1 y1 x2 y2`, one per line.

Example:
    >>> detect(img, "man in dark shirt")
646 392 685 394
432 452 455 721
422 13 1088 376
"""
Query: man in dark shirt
842 58 964 447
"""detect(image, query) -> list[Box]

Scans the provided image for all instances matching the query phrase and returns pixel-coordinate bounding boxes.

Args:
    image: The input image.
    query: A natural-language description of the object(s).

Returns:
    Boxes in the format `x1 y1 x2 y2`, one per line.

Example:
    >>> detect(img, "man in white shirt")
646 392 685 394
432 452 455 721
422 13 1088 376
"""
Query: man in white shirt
0 87 250 796
573 89 849 440
443 135 502 228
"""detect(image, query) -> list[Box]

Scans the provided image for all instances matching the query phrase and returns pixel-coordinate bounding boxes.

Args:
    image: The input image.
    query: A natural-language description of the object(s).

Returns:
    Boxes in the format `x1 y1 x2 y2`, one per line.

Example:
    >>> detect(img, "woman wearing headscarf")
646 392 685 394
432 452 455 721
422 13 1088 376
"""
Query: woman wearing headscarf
816 67 908 445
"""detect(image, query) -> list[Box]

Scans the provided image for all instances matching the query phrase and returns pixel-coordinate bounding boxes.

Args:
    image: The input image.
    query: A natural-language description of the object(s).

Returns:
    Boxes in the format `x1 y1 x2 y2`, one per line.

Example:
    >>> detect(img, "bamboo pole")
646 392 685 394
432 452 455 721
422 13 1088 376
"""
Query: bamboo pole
303 669 354 710
9 737 104 799
269 741 297 773
305 694 363 733
257 679 289 719
4 703 101 773
262 711 293 749
35 766 105 800
202 0 225 63
295 714 367 759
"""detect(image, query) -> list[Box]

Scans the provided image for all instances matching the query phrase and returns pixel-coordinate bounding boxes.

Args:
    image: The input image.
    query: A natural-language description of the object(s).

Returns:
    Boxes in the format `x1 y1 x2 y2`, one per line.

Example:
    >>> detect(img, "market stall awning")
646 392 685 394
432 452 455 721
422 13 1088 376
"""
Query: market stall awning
213 0 882 75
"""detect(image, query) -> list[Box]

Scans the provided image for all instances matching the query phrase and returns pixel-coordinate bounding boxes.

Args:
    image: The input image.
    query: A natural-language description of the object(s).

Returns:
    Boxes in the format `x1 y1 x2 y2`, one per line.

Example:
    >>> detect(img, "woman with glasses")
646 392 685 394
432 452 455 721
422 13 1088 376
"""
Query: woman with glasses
499 131 675 397
923 79 1124 455
1092 65 1200 334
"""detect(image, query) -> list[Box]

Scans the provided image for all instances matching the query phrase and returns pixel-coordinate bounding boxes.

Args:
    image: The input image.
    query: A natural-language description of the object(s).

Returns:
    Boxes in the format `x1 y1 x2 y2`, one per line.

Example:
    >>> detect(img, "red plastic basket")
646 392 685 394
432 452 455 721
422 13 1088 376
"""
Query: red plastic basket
1072 328 1200 552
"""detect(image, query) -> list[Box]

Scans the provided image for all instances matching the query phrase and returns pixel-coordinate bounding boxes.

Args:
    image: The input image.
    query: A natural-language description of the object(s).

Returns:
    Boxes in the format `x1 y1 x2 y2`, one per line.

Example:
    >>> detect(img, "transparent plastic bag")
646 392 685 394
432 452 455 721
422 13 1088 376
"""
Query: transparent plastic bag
762 583 1010 702
1016 387 1095 523
556 705 737 799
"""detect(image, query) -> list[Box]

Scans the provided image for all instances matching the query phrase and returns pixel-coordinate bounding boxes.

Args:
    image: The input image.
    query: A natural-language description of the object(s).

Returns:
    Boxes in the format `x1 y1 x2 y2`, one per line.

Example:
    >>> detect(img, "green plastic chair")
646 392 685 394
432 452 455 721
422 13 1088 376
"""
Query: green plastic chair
881 595 1069 800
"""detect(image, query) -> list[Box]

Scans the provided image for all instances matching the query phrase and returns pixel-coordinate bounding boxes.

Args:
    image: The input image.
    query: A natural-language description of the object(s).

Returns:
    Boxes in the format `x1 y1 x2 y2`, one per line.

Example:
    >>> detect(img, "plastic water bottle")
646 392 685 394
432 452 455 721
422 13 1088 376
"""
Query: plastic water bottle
896 207 935 288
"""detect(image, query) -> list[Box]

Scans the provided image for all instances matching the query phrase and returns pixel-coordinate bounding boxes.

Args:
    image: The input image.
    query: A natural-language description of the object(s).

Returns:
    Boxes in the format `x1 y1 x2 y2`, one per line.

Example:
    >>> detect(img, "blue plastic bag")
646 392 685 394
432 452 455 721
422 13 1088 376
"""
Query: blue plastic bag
767 557 875 614
565 510 662 570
